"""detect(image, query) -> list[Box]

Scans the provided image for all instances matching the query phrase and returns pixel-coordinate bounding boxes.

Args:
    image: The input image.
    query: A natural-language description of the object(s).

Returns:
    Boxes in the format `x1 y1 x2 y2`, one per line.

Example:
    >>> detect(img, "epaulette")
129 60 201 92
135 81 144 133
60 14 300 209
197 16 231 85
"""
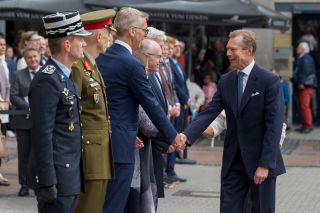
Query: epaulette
42 65 56 74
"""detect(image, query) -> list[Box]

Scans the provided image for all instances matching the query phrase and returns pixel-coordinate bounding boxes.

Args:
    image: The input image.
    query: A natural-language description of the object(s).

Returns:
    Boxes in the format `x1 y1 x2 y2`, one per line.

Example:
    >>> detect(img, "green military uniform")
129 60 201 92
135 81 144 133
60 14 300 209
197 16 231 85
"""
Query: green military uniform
72 52 114 213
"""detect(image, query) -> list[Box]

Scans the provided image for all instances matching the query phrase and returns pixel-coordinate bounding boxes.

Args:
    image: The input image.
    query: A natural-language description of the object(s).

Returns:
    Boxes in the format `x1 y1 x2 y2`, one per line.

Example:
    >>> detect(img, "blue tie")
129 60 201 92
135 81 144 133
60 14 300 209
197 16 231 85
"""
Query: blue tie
237 72 245 109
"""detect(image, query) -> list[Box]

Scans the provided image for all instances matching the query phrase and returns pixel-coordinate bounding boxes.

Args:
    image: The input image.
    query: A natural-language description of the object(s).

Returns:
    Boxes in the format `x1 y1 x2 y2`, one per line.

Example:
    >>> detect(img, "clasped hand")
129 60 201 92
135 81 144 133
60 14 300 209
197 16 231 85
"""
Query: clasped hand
171 133 187 151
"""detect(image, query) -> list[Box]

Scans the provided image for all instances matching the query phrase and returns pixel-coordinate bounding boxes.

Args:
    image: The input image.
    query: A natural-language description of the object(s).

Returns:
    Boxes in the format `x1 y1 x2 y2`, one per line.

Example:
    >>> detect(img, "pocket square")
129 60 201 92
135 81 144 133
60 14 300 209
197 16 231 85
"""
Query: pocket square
251 91 260 96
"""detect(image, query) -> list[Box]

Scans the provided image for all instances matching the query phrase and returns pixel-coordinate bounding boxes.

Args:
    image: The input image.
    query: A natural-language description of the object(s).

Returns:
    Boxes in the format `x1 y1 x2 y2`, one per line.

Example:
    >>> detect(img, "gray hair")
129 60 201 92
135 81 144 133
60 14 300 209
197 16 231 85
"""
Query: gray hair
229 29 257 54
299 41 310 54
23 45 40 58
146 27 166 41
138 39 160 54
114 7 149 36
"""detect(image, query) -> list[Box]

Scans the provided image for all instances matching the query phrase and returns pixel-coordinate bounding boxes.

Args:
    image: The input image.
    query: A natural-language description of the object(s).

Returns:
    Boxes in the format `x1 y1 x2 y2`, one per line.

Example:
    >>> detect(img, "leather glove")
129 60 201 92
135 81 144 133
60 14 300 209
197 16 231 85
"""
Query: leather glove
37 185 57 203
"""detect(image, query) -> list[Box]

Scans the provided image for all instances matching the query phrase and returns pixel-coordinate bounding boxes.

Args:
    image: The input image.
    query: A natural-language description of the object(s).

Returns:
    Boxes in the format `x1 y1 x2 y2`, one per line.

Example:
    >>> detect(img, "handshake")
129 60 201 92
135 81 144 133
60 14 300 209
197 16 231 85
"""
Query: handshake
167 133 188 153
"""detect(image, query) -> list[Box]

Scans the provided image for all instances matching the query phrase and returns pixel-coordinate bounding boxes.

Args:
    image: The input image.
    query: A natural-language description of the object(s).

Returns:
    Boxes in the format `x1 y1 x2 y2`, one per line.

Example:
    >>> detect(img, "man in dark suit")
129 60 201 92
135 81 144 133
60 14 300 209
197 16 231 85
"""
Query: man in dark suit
10 45 41 196
96 7 185 213
182 29 285 213
28 12 91 213
167 36 190 183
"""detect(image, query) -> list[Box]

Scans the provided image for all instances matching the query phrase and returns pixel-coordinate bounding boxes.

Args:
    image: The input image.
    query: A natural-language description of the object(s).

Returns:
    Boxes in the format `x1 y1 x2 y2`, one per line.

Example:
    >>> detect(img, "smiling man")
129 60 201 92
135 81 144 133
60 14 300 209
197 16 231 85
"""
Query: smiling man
181 29 286 213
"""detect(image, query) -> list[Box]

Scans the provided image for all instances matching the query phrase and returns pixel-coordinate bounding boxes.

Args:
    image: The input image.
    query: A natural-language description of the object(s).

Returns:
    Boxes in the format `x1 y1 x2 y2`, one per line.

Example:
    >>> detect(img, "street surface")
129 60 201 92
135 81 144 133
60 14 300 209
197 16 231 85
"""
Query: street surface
1 126 320 213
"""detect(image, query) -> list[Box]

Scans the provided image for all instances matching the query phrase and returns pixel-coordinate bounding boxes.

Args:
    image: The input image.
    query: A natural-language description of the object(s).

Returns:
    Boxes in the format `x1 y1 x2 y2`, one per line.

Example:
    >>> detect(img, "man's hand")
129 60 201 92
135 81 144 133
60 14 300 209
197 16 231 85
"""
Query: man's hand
254 166 269 185
172 133 186 151
203 126 214 139
1 101 10 110
169 106 180 118
134 137 144 149
37 185 57 203
167 145 175 153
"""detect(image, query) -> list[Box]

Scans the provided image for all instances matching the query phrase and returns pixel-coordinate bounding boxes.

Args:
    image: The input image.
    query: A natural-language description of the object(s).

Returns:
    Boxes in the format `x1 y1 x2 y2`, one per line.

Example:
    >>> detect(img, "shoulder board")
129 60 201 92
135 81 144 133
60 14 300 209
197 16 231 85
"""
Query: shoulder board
42 65 56 74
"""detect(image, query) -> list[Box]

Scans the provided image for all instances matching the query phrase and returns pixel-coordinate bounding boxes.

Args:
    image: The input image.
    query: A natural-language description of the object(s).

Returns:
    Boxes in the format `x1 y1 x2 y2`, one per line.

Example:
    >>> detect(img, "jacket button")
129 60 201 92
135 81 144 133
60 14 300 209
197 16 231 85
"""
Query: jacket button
86 141 90 145
66 164 70 168
80 123 83 127
81 136 84 140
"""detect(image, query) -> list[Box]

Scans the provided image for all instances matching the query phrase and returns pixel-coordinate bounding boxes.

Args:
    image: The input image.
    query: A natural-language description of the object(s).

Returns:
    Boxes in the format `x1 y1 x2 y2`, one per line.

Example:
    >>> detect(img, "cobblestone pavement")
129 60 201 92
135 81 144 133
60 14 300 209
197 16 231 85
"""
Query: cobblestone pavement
1 126 320 212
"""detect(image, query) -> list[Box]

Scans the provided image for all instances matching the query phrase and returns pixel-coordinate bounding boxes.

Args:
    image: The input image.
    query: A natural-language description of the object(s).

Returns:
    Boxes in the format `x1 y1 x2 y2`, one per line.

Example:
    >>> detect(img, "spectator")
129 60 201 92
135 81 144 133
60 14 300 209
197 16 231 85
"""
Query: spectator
293 41 317 134
202 73 217 110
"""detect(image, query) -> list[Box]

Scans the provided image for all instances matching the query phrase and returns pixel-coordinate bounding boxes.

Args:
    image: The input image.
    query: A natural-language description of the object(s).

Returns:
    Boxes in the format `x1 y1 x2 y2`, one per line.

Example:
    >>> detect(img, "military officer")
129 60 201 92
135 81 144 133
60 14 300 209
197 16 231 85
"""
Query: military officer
71 9 116 213
28 11 91 213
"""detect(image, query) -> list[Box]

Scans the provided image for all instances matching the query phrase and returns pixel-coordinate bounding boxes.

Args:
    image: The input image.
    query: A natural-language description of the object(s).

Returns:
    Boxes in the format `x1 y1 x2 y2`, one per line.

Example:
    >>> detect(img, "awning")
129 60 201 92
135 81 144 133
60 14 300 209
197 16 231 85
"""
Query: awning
0 0 91 21
84 0 290 32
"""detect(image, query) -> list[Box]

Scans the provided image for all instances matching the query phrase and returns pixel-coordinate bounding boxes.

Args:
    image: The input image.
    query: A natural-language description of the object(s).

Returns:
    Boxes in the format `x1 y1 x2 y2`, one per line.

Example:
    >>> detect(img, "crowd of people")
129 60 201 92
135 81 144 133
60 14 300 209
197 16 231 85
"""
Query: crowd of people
0 5 311 213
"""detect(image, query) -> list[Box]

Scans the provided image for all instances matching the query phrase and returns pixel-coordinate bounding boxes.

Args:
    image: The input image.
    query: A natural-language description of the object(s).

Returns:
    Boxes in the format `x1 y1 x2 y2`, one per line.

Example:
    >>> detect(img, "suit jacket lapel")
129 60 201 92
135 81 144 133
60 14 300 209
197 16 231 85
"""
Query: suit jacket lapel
229 71 238 117
22 68 31 82
239 65 258 112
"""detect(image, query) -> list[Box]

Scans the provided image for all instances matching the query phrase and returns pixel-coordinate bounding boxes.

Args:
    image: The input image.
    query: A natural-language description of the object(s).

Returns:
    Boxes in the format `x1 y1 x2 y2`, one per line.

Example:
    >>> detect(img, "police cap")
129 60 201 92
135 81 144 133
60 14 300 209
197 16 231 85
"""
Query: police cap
43 11 91 39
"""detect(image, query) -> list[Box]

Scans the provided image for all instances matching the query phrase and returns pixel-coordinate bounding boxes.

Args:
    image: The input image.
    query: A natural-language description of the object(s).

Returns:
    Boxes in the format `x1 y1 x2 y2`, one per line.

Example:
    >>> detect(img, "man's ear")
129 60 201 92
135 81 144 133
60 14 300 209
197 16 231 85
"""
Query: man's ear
96 32 102 42
64 39 71 52
128 27 135 37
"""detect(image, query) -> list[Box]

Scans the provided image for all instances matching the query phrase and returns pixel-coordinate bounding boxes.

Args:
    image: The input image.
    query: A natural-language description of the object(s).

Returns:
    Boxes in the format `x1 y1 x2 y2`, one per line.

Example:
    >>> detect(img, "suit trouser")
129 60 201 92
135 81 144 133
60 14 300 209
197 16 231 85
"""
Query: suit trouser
298 87 314 128
221 148 276 213
37 194 78 213
166 108 187 177
103 163 135 213
15 129 31 186
75 179 108 213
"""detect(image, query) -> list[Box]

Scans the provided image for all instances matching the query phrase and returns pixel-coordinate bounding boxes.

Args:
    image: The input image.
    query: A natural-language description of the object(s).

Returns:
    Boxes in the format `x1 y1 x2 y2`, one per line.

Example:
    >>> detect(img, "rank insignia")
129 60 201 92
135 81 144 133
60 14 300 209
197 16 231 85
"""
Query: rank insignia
58 73 67 82
62 88 69 96
94 94 100 104
68 122 75 132
42 65 56 74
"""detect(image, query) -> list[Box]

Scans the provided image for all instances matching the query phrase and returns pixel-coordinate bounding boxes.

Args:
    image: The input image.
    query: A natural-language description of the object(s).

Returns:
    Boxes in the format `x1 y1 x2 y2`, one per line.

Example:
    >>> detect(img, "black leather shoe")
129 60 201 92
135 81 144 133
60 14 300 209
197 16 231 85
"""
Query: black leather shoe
300 127 313 134
18 186 30 196
294 127 303 132
172 175 187 182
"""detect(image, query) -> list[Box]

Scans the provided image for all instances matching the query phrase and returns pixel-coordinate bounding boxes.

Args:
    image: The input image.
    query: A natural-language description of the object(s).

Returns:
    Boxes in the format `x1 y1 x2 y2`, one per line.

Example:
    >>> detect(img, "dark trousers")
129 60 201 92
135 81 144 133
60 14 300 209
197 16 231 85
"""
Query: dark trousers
166 108 187 177
103 163 135 213
221 148 276 213
37 195 78 213
16 129 31 186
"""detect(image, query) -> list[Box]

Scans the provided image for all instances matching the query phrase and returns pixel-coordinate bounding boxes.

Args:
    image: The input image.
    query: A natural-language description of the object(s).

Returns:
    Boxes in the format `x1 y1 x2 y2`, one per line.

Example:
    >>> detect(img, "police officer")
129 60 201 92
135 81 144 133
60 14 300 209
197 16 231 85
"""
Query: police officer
28 11 91 213
71 9 116 213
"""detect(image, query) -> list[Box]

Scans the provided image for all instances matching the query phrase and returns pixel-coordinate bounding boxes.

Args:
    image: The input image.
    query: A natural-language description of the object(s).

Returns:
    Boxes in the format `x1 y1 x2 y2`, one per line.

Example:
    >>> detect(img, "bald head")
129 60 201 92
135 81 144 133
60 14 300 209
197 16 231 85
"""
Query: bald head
137 39 163 72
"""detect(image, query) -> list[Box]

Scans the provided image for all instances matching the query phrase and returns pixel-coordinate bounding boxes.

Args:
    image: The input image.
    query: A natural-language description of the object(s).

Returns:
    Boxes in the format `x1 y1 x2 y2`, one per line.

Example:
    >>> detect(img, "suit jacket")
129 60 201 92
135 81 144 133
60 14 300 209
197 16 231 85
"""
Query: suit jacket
28 57 82 196
72 52 114 181
169 58 189 105
184 64 286 178
96 43 177 164
10 68 33 129
5 59 17 81
293 53 317 88
159 64 178 107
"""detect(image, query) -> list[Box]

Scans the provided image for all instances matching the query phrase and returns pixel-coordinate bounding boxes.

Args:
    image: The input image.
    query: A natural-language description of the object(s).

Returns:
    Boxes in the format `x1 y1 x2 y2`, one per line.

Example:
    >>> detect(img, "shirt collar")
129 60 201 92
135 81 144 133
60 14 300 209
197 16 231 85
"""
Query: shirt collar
51 57 71 78
115 39 132 55
84 52 95 66
0 55 5 62
28 66 41 73
239 59 255 76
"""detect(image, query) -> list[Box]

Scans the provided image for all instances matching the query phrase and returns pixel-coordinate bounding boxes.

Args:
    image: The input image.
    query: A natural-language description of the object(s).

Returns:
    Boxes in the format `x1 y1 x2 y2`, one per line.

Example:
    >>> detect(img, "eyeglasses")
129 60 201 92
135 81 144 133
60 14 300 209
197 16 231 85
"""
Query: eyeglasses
132 26 149 36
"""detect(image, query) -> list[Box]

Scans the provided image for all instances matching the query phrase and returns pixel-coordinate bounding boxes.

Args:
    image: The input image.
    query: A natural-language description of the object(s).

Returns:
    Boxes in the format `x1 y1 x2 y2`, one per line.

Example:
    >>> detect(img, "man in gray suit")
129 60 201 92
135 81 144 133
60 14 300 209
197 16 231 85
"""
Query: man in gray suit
10 45 41 196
